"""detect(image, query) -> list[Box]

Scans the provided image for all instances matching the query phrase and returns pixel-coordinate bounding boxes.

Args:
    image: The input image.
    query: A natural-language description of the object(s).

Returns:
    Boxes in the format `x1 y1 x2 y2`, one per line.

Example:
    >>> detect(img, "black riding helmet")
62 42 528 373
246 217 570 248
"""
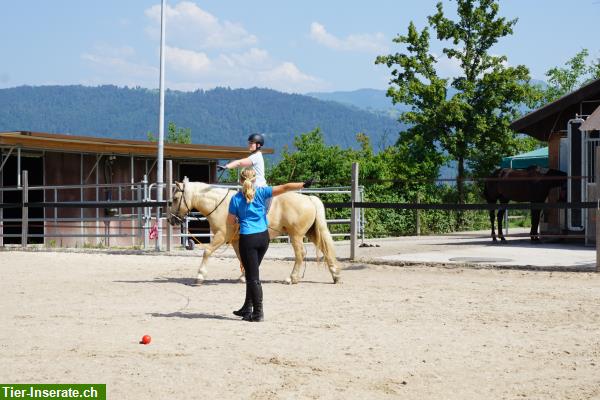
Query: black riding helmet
247 133 264 147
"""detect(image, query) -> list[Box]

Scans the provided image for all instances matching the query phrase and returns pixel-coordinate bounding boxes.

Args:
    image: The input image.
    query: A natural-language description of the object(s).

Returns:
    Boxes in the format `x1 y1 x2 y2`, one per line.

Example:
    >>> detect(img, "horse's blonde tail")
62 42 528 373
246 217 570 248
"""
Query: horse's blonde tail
308 196 341 283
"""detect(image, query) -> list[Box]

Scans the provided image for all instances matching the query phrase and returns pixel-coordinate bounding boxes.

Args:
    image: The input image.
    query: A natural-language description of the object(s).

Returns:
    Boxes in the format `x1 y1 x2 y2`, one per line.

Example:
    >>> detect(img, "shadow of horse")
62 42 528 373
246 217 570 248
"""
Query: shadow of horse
483 166 566 242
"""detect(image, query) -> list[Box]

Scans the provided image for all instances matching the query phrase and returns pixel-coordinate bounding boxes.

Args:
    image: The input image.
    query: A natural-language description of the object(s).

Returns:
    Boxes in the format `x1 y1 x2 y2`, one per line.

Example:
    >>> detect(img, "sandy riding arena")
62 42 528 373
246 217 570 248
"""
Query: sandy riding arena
1 251 600 399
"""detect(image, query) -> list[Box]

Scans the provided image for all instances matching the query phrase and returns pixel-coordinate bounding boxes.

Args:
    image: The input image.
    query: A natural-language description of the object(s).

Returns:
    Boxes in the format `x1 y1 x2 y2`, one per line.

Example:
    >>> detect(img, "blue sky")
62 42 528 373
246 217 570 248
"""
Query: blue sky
1 0 599 93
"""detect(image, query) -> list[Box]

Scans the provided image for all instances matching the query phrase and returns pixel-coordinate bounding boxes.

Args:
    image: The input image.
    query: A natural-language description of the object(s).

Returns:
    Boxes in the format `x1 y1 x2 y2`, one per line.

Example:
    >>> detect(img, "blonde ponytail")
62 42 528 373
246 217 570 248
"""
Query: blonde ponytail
240 168 256 203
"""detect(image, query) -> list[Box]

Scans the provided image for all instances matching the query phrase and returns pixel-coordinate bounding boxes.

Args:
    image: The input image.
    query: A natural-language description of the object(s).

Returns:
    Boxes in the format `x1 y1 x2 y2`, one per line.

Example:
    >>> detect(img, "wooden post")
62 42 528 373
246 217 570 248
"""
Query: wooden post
596 147 600 272
21 170 28 248
350 162 359 261
166 160 172 252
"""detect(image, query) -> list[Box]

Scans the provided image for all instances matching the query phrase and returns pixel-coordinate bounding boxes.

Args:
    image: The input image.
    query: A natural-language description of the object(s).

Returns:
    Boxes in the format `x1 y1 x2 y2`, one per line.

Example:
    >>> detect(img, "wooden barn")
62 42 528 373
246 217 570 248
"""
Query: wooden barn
0 131 272 248
510 78 600 242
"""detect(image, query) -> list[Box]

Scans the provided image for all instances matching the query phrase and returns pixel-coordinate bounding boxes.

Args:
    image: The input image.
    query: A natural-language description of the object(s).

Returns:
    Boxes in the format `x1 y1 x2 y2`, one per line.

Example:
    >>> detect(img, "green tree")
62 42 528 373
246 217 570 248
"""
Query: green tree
147 121 192 144
376 0 535 213
536 49 600 105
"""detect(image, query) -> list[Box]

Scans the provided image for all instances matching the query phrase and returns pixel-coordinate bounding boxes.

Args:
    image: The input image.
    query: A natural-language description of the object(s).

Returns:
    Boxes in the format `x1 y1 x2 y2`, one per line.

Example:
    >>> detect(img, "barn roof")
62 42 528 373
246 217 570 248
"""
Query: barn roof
580 105 600 132
510 78 600 141
0 131 273 160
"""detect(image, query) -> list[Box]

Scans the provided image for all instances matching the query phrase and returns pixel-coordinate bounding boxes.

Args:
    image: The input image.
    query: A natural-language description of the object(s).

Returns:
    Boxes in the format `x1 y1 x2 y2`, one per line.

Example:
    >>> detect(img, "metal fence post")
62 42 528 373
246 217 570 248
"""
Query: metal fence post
594 146 600 272
166 160 172 252
143 175 149 250
21 170 28 248
350 162 359 260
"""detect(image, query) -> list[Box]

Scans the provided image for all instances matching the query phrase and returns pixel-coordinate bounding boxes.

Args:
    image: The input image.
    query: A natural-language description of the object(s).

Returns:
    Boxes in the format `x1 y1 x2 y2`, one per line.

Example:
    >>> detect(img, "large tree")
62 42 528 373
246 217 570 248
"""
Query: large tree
376 0 536 207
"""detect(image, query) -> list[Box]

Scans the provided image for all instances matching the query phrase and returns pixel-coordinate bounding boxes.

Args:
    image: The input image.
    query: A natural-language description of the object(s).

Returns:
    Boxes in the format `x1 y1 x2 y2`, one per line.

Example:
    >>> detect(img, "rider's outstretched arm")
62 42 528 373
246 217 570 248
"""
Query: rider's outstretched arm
272 178 314 197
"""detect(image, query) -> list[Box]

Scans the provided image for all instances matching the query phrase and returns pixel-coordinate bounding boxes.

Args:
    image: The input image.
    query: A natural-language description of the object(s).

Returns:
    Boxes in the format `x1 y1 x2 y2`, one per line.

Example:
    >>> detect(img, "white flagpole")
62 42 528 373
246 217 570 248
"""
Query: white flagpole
156 0 166 251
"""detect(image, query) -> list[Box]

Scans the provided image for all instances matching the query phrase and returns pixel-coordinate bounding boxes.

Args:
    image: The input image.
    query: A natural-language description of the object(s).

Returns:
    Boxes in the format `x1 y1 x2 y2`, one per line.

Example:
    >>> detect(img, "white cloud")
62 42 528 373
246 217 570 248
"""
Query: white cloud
79 3 329 93
167 46 211 74
145 1 257 50
310 22 388 53
433 53 463 79
169 48 327 93
81 44 157 87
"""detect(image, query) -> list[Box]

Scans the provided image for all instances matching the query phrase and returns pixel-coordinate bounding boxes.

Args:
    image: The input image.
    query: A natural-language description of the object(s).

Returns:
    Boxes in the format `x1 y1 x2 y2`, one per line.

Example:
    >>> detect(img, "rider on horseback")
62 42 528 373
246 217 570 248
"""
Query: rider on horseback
218 133 266 187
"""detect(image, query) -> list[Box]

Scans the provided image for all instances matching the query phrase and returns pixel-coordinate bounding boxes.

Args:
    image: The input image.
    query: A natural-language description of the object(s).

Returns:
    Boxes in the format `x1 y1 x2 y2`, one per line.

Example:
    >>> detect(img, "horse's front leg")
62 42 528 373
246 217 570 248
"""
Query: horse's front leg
195 231 226 284
285 235 305 284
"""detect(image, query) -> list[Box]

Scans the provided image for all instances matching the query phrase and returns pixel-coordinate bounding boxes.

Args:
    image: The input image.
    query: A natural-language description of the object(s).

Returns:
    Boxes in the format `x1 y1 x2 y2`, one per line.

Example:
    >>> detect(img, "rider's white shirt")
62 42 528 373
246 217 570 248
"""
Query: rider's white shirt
248 151 267 187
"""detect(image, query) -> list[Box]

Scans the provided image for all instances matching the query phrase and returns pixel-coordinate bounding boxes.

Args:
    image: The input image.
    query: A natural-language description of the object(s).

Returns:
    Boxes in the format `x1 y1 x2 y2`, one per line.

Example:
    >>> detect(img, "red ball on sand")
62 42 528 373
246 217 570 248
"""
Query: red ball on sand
140 335 151 345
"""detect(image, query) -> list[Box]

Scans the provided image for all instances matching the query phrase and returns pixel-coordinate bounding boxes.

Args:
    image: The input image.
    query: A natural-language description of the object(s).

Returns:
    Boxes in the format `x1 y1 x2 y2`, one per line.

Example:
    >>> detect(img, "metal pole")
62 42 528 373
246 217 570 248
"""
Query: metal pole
156 0 167 251
350 162 359 260
17 148 21 187
21 170 28 248
143 175 149 250
166 160 172 252
596 147 600 272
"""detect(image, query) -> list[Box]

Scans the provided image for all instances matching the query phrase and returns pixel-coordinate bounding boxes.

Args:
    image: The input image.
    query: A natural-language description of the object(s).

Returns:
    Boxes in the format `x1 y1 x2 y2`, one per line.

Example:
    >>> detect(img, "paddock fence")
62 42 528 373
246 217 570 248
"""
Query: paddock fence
2 158 600 272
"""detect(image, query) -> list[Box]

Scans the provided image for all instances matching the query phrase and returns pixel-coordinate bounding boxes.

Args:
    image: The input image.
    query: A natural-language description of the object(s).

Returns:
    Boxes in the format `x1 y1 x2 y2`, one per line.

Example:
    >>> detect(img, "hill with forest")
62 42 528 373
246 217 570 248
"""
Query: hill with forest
0 85 403 157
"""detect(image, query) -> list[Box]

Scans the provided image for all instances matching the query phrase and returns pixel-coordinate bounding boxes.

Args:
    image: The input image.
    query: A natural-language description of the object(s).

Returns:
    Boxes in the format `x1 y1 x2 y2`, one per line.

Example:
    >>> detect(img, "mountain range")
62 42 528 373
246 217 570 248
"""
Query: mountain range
0 85 404 158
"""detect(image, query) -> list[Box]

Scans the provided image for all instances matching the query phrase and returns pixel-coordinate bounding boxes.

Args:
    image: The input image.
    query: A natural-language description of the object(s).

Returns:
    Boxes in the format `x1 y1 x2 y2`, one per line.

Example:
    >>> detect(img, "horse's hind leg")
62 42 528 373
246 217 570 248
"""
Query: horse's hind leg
497 200 508 242
231 240 246 283
530 209 541 241
285 235 305 284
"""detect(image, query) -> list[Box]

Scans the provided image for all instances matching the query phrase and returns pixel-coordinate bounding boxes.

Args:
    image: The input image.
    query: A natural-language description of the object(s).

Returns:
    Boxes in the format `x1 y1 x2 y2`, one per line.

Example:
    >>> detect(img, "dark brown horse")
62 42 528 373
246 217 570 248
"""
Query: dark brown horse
483 166 567 242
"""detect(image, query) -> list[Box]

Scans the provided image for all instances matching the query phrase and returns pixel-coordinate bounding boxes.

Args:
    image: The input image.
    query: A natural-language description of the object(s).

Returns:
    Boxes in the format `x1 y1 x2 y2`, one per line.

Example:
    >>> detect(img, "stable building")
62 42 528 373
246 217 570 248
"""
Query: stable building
0 131 272 247
510 78 600 242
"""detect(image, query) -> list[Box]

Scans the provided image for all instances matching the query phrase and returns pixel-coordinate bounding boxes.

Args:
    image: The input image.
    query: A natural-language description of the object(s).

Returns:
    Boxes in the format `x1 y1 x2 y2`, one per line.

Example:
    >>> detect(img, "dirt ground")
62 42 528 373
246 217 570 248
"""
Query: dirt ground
1 250 600 399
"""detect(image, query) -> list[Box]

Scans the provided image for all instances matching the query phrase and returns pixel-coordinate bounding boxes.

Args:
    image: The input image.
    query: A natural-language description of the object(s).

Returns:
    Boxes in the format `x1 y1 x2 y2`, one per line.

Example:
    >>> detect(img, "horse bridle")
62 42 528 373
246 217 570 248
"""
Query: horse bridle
171 182 193 225
171 182 234 225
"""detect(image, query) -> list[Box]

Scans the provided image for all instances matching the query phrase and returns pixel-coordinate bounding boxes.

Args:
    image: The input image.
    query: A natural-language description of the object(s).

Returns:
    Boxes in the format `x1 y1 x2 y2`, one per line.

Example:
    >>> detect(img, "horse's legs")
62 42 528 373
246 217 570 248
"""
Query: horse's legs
497 200 509 242
307 231 341 284
286 235 306 284
195 231 226 284
530 209 541 241
489 208 497 242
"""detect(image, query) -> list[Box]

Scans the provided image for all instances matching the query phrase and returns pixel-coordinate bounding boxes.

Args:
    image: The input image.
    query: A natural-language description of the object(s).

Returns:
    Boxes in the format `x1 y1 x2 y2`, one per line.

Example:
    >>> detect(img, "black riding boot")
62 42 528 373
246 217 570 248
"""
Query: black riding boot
233 282 252 318
243 280 263 322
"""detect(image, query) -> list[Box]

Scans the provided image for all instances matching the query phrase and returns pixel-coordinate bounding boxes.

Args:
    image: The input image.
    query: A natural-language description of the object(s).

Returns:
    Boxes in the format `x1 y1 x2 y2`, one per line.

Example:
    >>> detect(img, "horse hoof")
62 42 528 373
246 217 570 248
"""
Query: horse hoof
500 237 506 242
285 277 292 285
332 276 341 284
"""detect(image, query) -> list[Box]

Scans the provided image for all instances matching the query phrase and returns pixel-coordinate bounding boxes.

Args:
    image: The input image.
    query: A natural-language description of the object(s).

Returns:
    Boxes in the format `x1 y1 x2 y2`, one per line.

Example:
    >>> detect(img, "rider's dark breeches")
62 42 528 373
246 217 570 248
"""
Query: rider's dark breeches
239 230 270 282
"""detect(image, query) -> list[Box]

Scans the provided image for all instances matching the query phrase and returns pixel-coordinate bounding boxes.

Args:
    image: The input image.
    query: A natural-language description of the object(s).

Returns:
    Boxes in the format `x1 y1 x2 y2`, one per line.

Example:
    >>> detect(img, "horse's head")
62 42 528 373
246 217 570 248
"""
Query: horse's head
167 180 192 226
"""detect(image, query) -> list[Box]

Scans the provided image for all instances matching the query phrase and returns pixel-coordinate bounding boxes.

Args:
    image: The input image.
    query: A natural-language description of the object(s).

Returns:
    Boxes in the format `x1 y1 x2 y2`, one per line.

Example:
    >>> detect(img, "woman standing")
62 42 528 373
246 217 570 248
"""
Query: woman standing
227 168 313 322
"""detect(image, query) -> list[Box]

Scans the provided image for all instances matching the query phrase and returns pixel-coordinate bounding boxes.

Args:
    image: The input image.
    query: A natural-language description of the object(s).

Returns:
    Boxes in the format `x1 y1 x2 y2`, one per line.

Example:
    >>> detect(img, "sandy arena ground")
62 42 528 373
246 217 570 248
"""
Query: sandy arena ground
1 250 600 399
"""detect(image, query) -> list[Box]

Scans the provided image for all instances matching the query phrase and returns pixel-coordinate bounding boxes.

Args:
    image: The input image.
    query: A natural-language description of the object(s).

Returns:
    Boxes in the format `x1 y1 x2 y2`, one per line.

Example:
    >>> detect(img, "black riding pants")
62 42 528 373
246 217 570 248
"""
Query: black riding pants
239 230 270 282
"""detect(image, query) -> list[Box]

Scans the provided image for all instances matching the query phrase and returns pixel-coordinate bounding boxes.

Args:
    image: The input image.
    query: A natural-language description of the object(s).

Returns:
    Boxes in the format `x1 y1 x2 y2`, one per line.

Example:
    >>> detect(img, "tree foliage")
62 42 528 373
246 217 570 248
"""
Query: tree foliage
375 0 537 210
535 49 600 105
147 121 192 144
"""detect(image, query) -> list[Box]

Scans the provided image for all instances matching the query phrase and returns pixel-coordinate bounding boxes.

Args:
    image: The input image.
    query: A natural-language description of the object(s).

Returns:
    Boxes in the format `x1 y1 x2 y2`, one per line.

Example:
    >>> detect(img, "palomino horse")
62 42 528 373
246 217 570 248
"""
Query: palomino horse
483 166 567 242
167 179 341 285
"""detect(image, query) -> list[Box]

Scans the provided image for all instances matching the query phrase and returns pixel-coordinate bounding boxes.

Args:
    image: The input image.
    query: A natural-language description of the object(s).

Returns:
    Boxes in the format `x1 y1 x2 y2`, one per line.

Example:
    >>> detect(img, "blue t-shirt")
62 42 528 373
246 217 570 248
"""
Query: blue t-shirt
228 186 273 234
